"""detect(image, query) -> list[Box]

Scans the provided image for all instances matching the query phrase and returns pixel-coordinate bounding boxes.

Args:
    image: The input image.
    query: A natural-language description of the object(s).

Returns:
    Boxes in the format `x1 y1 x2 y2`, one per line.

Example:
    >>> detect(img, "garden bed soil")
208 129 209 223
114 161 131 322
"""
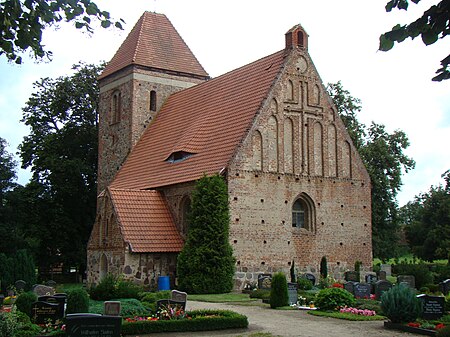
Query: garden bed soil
384 321 437 336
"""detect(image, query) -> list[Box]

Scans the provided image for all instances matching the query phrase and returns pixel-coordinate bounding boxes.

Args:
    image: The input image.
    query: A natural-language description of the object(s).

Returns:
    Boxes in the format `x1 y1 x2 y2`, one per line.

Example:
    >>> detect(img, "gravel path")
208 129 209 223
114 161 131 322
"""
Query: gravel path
135 301 416 337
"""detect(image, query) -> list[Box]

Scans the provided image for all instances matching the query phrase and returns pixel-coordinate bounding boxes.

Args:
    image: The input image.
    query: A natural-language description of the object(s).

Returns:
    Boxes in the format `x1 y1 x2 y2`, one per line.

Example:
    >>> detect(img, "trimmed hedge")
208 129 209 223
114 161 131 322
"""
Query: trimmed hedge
121 309 248 335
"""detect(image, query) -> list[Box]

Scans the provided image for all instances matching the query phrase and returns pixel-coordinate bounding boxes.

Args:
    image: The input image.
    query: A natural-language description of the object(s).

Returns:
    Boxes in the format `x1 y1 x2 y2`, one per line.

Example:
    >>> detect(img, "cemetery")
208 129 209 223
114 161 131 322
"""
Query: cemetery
0 263 449 336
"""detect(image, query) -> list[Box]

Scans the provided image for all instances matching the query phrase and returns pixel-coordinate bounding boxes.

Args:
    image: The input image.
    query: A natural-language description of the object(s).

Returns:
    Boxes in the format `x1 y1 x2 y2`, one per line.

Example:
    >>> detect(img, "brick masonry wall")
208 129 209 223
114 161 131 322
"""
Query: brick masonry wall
97 66 206 193
228 45 372 288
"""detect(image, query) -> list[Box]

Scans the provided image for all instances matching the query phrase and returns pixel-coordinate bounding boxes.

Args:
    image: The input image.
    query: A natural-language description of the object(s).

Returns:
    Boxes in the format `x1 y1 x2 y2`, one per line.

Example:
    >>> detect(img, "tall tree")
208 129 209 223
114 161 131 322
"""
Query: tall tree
402 170 450 262
177 175 235 294
0 0 123 64
19 62 102 275
328 81 415 260
379 0 450 81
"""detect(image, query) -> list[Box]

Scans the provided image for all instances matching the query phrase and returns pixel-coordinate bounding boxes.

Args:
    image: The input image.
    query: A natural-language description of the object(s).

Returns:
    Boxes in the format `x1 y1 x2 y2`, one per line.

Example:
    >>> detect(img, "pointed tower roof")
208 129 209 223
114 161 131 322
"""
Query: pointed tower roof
99 12 209 80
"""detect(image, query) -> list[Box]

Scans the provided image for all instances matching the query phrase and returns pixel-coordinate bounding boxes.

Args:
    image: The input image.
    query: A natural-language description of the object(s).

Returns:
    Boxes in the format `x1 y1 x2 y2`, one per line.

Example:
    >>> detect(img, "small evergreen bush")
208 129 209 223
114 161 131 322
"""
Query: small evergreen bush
115 279 143 299
15 292 37 317
66 288 89 314
297 278 313 290
380 285 421 323
315 287 355 311
269 272 289 309
89 274 117 300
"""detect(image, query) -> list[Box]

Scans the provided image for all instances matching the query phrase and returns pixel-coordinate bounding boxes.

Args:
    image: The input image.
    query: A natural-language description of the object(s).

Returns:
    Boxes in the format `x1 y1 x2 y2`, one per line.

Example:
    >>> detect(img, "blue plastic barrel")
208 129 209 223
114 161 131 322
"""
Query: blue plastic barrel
157 276 170 291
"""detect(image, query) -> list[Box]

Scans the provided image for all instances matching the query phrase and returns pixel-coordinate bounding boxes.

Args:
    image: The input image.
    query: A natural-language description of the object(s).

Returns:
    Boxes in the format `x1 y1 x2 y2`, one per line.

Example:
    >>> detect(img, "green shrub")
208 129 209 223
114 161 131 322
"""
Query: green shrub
119 298 150 317
115 279 143 299
0 310 40 337
380 285 421 323
431 264 450 283
446 294 450 312
437 325 450 337
269 272 289 309
66 288 89 314
297 278 313 290
89 274 117 300
249 289 270 300
15 292 37 317
392 263 433 289
121 309 248 335
315 287 355 311
140 291 171 312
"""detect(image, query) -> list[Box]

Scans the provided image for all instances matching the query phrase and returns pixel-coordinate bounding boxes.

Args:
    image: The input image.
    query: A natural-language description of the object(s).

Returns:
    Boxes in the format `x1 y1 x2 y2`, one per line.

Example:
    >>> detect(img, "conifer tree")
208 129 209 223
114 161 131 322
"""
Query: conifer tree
177 174 235 293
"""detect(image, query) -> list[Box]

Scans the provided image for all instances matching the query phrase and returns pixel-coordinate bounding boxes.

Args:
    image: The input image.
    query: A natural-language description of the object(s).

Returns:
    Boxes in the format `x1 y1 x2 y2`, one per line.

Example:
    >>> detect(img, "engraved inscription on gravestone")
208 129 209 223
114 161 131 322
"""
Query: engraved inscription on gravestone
397 275 415 289
375 280 392 300
287 282 298 305
66 314 122 337
353 283 371 299
31 301 60 324
417 294 445 320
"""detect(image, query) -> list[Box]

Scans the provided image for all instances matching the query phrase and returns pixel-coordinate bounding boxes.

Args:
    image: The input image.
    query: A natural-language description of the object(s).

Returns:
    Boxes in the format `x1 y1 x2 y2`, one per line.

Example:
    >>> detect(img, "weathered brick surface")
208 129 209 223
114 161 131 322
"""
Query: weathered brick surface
88 25 372 289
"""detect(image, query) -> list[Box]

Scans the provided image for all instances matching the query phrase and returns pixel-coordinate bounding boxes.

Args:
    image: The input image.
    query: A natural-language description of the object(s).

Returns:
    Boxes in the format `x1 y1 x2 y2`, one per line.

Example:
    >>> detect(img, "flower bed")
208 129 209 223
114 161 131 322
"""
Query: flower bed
384 321 445 336
339 306 377 316
121 309 248 335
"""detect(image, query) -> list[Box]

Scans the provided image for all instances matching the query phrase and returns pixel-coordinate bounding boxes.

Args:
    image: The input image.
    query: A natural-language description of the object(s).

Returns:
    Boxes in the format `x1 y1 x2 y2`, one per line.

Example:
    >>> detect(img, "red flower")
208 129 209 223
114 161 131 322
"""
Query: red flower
407 322 420 328
436 323 445 330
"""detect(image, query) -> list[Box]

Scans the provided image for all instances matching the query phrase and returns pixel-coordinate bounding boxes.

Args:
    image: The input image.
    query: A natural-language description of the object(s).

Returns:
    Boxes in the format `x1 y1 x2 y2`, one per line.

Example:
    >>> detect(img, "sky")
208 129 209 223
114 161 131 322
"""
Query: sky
0 0 449 206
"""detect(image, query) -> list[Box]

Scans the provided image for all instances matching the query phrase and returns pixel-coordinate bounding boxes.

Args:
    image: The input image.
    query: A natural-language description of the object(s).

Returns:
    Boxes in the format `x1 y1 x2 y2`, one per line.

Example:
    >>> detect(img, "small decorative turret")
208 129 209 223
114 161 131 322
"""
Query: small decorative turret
285 24 309 50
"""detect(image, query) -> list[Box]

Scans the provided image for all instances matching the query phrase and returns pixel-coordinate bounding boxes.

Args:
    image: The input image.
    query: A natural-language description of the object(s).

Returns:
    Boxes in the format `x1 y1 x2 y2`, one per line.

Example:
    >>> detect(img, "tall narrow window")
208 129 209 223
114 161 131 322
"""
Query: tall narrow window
150 90 157 111
297 31 304 48
180 196 191 237
111 91 122 124
292 199 306 228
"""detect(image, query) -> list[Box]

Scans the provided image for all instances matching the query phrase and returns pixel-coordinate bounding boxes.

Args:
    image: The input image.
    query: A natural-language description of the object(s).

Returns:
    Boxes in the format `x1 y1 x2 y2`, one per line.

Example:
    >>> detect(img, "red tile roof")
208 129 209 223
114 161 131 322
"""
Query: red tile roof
109 188 183 253
99 12 209 80
111 49 287 190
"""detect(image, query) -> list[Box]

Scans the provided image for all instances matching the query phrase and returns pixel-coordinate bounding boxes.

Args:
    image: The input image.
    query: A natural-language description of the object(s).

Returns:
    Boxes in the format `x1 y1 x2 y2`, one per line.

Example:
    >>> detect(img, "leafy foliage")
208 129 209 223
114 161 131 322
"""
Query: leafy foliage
18 62 102 276
66 288 89 314
177 175 235 294
269 272 289 309
379 0 450 81
0 249 36 293
320 256 328 279
380 284 421 323
15 292 38 317
328 81 415 260
0 0 124 64
89 274 143 301
401 170 450 262
297 277 313 290
315 287 356 311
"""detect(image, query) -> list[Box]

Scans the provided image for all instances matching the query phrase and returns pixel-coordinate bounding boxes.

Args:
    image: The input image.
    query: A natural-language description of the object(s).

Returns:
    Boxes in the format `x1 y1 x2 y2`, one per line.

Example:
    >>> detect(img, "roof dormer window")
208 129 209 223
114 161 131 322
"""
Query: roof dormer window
166 151 194 163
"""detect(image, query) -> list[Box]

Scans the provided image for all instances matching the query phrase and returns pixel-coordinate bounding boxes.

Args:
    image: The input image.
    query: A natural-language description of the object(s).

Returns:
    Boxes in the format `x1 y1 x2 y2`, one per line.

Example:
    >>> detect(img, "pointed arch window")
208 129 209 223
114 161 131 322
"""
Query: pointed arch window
111 91 122 124
292 193 316 232
180 196 191 237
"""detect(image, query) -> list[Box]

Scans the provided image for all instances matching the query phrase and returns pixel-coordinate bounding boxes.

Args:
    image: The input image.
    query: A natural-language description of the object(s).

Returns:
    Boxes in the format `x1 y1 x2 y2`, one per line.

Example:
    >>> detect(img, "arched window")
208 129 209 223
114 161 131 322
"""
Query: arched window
150 90 157 111
292 193 316 231
111 91 122 124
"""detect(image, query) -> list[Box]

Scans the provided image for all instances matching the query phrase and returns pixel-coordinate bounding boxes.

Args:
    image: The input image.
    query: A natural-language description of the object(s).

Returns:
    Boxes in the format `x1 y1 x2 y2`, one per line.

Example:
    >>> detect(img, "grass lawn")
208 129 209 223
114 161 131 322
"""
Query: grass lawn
308 310 385 321
188 292 258 303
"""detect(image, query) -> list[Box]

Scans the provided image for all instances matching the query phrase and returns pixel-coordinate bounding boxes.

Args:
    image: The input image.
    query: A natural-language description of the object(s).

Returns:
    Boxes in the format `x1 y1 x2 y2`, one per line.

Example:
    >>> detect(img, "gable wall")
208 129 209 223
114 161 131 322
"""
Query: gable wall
228 48 372 287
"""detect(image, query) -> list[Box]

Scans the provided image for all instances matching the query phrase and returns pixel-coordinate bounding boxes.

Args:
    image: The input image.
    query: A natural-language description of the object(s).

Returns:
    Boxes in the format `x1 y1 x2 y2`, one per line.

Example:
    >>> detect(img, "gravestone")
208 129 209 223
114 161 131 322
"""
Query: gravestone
171 290 187 303
38 295 66 318
344 282 355 295
417 294 445 320
104 301 121 316
344 271 360 282
33 284 55 296
46 280 57 288
354 283 371 299
397 275 415 289
377 270 387 281
287 282 298 305
380 264 391 277
258 274 272 290
439 279 450 296
365 274 378 284
375 280 392 300
15 280 26 292
31 301 60 324
302 273 316 286
66 314 121 337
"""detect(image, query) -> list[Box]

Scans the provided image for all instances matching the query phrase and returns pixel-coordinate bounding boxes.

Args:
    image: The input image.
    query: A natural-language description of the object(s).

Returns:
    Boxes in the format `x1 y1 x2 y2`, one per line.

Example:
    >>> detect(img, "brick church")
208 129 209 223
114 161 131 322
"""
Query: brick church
87 12 372 289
